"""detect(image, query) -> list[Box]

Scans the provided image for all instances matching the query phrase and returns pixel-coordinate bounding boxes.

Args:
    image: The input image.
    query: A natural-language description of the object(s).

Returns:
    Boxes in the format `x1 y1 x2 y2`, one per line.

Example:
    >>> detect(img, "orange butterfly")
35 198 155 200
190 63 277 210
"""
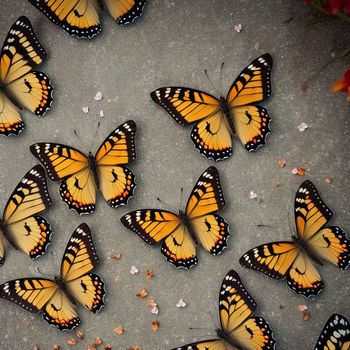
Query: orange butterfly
30 121 137 215
121 167 229 269
151 54 272 161
240 180 350 298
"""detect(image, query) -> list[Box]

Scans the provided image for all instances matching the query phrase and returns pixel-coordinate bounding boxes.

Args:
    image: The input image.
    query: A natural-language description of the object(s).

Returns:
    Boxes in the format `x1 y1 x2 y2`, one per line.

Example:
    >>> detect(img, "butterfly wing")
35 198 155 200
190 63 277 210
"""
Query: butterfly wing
220 270 276 350
0 278 57 313
307 226 350 270
171 340 229 350
295 180 333 241
95 120 137 207
0 235 5 265
185 167 229 255
151 88 232 161
0 93 24 136
28 0 101 39
226 54 272 151
240 242 299 280
60 223 100 282
104 0 146 25
2 165 52 260
314 314 350 350
30 143 96 215
287 250 324 298
121 209 181 245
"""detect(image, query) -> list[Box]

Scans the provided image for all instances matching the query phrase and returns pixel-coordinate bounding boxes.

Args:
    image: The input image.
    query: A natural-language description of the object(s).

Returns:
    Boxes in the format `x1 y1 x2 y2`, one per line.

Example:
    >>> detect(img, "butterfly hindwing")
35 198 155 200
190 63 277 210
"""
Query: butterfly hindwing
171 340 227 350
104 0 146 25
28 0 102 39
191 111 233 161
314 314 350 350
0 94 24 136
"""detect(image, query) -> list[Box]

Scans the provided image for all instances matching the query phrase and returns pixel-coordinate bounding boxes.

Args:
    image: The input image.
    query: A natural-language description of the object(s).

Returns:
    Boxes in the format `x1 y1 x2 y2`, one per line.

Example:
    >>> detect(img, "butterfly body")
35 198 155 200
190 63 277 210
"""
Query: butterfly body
216 328 242 350
178 210 198 244
88 152 101 190
291 235 324 266
219 96 236 135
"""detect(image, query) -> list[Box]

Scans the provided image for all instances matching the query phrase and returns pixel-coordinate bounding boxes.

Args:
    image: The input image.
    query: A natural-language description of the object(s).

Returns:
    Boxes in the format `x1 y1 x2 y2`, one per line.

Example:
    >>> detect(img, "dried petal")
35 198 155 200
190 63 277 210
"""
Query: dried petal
75 330 84 340
297 167 305 176
147 299 157 308
88 345 97 350
151 321 160 331
297 122 309 132
151 306 159 315
298 304 307 312
325 176 333 184
303 309 310 321
146 269 154 279
94 91 102 101
130 266 139 274
33 345 39 350
278 159 286 168
249 191 257 199
114 275 120 284
95 337 102 345
234 24 242 32
136 288 148 298
176 299 187 308
115 327 124 335
104 344 113 350
82 106 89 113
108 254 121 261
52 346 60 350
99 110 104 118
254 42 261 50
67 338 77 346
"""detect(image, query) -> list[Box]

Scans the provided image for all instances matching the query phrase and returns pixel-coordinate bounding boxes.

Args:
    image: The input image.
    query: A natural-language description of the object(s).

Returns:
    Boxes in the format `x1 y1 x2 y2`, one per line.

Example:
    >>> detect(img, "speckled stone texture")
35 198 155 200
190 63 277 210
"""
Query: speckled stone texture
0 1 349 349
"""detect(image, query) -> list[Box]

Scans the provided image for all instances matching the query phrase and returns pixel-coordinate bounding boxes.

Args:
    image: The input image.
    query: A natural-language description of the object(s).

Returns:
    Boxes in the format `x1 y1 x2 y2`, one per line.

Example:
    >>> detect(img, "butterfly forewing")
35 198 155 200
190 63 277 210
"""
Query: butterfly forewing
0 278 57 313
186 166 225 219
104 0 146 25
0 16 47 83
0 235 5 264
314 314 350 350
60 223 100 282
240 242 299 281
295 180 333 241
28 0 102 39
121 209 181 245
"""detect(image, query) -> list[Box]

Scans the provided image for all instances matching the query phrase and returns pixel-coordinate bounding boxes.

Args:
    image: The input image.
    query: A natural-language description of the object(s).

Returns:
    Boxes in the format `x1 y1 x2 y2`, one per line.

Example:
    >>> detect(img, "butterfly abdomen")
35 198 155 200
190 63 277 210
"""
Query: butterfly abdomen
216 328 242 349
293 236 324 266
219 97 236 135
88 153 100 190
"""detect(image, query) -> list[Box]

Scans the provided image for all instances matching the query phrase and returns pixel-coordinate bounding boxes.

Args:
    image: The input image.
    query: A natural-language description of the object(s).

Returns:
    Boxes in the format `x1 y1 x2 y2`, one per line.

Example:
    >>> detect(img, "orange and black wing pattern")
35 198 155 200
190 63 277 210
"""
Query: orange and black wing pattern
104 0 146 25
95 120 137 208
314 314 350 350
28 0 102 39
227 54 272 151
0 17 53 137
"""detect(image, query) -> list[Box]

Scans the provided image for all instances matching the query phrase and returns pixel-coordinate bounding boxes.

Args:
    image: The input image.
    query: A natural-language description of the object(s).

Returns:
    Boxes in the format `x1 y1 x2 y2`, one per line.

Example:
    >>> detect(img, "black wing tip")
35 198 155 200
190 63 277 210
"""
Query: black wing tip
76 222 91 234
259 53 273 65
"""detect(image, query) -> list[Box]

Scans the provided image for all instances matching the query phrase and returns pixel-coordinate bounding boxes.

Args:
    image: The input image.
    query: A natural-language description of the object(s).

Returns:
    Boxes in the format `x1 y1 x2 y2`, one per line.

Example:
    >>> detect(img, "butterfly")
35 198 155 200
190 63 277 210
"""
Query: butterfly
0 16 53 137
30 120 137 215
240 180 350 298
314 314 350 350
121 166 229 269
171 269 276 350
28 0 147 39
150 54 272 161
0 223 105 331
0 165 52 265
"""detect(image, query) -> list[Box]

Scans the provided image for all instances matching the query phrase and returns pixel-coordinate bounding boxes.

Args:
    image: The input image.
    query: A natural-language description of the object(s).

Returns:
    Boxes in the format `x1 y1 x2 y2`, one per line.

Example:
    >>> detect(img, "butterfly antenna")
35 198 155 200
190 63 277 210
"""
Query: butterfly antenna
257 224 274 228
89 122 101 153
157 197 177 212
179 187 184 211
74 129 82 142
219 62 225 97
36 267 55 279
204 69 220 97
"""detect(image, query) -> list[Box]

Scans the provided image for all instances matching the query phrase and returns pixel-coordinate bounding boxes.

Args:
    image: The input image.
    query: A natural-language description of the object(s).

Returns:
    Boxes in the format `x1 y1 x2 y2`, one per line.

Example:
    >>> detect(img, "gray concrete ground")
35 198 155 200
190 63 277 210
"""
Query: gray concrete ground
0 1 349 349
